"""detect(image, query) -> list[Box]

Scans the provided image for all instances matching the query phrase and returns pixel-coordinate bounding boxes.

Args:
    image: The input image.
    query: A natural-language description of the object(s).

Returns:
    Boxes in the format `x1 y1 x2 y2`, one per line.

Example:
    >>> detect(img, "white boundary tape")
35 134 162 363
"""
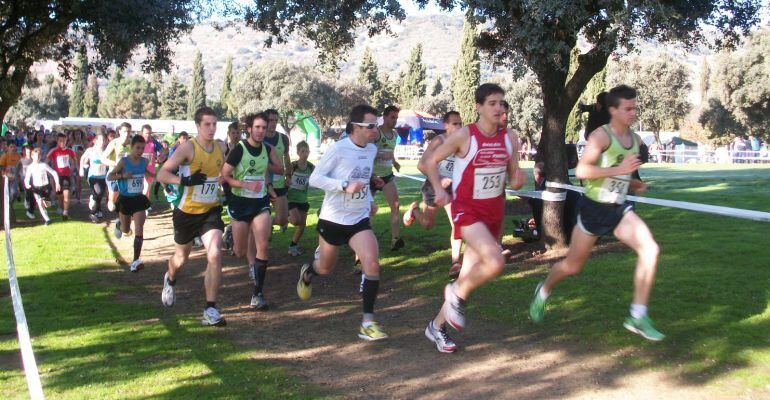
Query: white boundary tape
3 177 45 399
392 172 770 223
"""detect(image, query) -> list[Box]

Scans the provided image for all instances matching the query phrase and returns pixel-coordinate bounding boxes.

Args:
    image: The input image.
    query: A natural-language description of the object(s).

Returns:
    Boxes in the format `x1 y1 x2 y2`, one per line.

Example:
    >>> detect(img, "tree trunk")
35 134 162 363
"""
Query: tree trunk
538 85 571 249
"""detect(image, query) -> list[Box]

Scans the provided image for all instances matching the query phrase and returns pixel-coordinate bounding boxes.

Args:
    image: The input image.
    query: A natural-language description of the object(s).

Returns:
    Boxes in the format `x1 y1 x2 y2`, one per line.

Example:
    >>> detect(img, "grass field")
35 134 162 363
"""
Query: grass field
1 162 769 397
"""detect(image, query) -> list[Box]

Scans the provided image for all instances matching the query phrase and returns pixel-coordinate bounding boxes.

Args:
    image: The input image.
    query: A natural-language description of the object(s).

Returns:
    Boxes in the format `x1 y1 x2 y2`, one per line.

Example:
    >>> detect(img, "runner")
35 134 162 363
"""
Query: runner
0 141 22 222
372 106 404 251
221 121 242 252
157 107 228 326
24 148 60 225
46 133 77 220
20 145 34 218
139 124 161 208
297 104 388 341
422 83 526 353
286 140 315 256
80 133 108 222
222 112 281 310
528 85 664 341
102 122 133 213
107 135 154 272
403 111 464 277
263 109 291 232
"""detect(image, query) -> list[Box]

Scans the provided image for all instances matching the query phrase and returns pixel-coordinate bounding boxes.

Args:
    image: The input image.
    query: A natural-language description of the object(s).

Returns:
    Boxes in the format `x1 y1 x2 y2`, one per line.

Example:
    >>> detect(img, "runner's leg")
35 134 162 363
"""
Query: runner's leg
541 227 598 295
612 211 659 307
201 228 223 303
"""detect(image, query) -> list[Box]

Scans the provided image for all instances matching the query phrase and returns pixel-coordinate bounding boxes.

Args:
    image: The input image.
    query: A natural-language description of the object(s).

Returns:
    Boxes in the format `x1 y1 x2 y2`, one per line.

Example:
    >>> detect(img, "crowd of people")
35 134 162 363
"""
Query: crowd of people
0 82 665 352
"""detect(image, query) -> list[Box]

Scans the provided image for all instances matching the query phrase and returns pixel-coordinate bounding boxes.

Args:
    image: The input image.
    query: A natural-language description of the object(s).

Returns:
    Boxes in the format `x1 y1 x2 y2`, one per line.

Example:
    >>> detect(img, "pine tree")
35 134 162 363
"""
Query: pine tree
82 74 99 117
97 68 124 118
161 74 188 120
187 51 207 119
451 11 480 123
699 57 710 107
432 77 443 96
219 56 234 118
357 47 386 109
68 47 87 117
399 43 427 108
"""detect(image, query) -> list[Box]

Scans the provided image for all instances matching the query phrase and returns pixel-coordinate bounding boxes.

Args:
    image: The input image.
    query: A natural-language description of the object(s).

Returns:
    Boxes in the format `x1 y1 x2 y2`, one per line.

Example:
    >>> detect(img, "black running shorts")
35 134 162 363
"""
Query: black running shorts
117 194 151 216
227 195 270 223
172 206 225 245
316 218 372 246
576 195 634 237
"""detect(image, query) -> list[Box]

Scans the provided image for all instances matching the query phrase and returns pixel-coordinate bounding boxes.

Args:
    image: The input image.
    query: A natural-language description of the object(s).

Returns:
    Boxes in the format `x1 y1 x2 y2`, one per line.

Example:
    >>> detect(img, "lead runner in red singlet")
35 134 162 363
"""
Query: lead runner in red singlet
421 83 526 353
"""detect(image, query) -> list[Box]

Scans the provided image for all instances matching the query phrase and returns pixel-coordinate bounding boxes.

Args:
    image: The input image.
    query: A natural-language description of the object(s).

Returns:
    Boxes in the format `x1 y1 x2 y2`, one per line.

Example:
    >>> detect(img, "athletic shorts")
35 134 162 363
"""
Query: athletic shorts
30 184 52 200
56 174 71 193
421 180 453 208
371 174 395 194
117 194 151 216
172 206 225 245
288 202 310 212
576 195 634 237
451 211 502 241
317 218 371 246
273 187 288 197
227 195 270 223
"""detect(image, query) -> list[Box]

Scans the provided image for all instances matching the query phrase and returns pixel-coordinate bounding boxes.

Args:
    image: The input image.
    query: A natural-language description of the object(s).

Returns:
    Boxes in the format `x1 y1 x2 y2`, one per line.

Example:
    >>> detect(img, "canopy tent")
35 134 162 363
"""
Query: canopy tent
380 110 444 145
666 136 698 147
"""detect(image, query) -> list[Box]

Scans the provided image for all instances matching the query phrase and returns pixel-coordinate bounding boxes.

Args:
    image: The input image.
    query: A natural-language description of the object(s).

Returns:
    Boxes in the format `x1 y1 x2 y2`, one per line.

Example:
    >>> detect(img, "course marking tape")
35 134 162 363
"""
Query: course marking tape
3 177 45 399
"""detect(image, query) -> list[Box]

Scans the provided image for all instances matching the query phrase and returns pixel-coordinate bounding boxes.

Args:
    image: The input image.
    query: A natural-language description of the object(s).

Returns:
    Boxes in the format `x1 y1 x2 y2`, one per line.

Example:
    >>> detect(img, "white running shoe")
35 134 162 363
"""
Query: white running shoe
161 272 176 307
130 259 144 272
26 211 35 219
250 292 268 310
425 320 458 353
201 307 226 326
88 195 96 212
89 213 98 223
113 219 122 239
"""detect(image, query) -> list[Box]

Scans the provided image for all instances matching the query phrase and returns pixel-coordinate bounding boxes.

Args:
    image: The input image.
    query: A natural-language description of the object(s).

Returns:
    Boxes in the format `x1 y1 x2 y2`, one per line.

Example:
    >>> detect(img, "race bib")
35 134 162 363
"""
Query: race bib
126 175 144 194
376 150 394 167
598 175 630 204
191 177 219 203
473 167 505 200
241 175 265 198
439 158 455 178
56 155 70 168
343 182 370 209
290 174 309 191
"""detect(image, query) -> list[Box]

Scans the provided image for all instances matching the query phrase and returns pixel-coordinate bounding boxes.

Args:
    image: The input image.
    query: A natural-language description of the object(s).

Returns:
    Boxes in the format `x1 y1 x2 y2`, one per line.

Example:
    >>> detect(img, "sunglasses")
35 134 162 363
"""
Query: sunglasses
351 122 379 129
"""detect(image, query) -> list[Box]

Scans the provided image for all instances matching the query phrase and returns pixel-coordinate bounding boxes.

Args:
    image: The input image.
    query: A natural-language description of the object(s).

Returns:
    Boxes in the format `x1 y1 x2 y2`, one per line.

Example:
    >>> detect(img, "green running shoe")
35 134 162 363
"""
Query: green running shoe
623 315 665 341
529 281 547 324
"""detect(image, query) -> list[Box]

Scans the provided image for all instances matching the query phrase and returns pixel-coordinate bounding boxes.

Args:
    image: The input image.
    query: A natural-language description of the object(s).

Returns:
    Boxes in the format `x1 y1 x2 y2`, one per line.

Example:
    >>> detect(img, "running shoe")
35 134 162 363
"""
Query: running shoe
425 320 457 353
297 263 312 300
25 211 35 220
358 322 388 341
23 198 30 210
279 224 287 233
88 195 96 212
62 213 69 221
130 259 144 272
193 237 203 248
623 316 665 341
89 213 98 223
443 284 466 331
391 237 405 251
96 211 104 219
113 219 122 239
161 272 176 307
288 244 301 257
201 307 226 326
44 219 52 226
448 262 462 279
250 292 268 310
529 281 547 324
403 201 419 226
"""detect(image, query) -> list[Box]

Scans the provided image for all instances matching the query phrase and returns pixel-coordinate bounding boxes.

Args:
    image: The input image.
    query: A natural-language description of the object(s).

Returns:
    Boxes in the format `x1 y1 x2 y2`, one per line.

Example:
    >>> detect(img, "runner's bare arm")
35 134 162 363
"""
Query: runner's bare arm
157 141 193 186
283 135 293 175
575 129 641 179
79 149 91 175
427 127 468 190
417 135 444 176
506 129 526 190
106 158 126 181
100 141 118 167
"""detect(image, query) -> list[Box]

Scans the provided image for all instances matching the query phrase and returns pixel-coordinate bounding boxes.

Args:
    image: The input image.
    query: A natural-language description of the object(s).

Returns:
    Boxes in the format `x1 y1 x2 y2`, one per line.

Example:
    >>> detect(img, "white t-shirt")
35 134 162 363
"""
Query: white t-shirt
24 162 58 188
310 137 377 225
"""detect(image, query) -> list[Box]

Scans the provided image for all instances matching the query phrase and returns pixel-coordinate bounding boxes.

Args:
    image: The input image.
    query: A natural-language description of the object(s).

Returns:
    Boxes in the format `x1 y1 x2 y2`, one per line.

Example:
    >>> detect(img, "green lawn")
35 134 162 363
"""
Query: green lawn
1 162 769 397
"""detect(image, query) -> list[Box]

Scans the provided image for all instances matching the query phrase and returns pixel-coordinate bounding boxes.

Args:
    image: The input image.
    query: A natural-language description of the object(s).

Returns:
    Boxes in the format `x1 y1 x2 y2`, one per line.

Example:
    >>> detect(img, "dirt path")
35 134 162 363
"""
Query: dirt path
101 205 757 400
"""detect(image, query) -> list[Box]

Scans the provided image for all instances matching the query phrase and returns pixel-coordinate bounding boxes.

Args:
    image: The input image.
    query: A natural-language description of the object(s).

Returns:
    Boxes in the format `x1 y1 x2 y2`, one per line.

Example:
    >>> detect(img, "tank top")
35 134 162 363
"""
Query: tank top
584 125 639 204
287 161 315 203
175 138 224 214
266 133 288 189
435 135 456 179
451 124 513 220
374 128 398 177
117 156 147 197
231 141 269 199
88 148 108 178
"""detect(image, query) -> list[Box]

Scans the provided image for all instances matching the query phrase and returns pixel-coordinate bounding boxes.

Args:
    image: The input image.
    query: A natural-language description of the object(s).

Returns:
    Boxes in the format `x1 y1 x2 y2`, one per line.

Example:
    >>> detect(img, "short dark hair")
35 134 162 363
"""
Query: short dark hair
244 112 268 129
296 140 310 151
349 104 379 124
264 109 279 118
118 122 132 131
383 106 400 117
228 121 239 131
442 111 461 122
501 100 510 111
141 124 152 132
178 131 189 138
194 107 218 125
475 83 505 105
131 135 146 146
57 133 66 139
596 92 608 107
606 85 637 109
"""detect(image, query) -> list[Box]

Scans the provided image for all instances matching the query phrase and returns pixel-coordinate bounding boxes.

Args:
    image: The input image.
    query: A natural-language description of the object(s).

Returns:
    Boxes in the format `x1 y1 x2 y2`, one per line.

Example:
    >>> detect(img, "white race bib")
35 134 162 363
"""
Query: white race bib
343 182 370 209
376 150 393 167
192 177 219 203
126 175 144 194
290 174 309 191
473 167 505 200
56 155 70 168
438 158 455 178
241 175 265 198
598 175 630 204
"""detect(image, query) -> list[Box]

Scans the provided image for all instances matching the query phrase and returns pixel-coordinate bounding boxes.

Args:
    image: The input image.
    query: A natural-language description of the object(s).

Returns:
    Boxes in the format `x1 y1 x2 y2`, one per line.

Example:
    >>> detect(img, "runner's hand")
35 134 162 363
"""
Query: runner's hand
372 176 385 189
268 186 277 199
345 181 365 194
630 179 647 194
616 154 642 175
510 169 527 190
434 187 450 207
55 184 61 192
370 202 378 217
180 171 206 186
440 177 452 189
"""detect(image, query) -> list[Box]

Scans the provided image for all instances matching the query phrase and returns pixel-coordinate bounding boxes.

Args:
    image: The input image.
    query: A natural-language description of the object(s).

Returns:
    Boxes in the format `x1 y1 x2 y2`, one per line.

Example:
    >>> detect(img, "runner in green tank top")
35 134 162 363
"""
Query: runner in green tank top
373 106 405 251
264 109 292 233
529 85 665 342
286 140 315 256
101 122 133 215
